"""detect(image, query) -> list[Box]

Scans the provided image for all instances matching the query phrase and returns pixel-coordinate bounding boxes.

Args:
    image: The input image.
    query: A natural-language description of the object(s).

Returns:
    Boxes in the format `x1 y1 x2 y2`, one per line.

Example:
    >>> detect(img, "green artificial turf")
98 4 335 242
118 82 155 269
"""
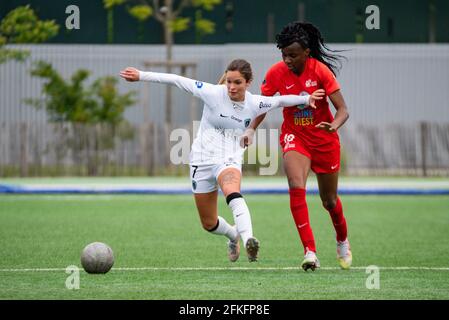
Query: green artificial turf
0 194 448 299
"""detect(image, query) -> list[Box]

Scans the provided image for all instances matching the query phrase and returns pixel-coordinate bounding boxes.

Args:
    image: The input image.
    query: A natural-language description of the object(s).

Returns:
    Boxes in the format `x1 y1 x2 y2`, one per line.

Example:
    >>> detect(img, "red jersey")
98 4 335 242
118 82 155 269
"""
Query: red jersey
261 58 340 147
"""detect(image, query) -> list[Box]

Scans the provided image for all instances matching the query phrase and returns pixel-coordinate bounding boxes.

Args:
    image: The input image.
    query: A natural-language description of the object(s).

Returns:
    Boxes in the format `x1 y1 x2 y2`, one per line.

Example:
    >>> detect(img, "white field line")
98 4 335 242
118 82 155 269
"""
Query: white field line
0 266 449 272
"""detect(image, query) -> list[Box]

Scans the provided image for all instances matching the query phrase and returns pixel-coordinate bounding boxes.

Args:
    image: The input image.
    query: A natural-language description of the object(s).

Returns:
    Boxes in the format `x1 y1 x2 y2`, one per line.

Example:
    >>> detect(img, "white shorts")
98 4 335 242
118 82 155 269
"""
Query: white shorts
190 162 242 193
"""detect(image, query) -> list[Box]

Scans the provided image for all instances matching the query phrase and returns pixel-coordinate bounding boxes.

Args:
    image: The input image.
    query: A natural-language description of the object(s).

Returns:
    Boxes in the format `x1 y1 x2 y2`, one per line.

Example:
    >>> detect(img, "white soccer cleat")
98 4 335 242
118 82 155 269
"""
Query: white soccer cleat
227 235 240 262
245 237 260 262
337 239 352 270
301 250 320 271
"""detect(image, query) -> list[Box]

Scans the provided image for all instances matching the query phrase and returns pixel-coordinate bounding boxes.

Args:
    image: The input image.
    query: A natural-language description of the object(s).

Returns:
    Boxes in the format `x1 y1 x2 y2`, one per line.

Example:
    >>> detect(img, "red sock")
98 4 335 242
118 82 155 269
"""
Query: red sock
326 197 348 242
289 188 316 254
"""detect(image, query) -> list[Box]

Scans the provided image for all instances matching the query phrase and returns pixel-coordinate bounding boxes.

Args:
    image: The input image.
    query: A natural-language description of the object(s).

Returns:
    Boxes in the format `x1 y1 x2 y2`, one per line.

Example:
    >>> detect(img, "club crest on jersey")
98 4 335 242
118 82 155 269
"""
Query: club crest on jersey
305 79 317 88
296 91 309 110
244 118 251 128
195 81 204 88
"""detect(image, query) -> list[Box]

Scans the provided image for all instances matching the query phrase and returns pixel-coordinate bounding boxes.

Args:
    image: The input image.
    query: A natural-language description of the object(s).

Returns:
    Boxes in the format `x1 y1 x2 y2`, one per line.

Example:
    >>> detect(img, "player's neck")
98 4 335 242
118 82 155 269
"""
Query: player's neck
292 57 308 76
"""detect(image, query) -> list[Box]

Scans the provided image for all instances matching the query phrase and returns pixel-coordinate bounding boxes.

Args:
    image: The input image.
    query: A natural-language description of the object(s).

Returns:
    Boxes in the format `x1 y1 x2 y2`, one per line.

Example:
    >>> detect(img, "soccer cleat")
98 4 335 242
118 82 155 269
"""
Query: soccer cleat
227 235 240 262
337 239 352 270
301 250 320 271
245 237 260 262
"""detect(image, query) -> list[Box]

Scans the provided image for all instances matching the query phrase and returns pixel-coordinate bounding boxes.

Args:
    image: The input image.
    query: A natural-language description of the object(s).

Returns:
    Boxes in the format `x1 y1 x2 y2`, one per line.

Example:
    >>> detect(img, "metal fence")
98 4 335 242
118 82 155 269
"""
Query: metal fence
1 44 448 176
0 121 448 177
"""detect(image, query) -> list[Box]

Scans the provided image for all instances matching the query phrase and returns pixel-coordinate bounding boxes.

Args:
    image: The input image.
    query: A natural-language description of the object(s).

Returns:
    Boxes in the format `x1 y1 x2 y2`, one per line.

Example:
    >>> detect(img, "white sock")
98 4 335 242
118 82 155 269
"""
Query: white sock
228 197 253 245
209 216 238 241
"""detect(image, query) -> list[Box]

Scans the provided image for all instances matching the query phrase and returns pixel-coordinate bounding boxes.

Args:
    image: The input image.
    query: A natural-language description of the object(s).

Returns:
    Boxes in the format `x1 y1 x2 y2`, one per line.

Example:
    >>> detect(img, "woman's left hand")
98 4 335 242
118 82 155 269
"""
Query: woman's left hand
315 121 337 132
119 67 140 82
240 128 255 148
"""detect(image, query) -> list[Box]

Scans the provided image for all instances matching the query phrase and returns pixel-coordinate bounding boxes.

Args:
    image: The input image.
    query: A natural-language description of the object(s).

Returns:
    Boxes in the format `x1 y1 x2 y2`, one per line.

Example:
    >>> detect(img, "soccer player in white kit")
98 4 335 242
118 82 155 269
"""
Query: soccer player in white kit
120 59 323 262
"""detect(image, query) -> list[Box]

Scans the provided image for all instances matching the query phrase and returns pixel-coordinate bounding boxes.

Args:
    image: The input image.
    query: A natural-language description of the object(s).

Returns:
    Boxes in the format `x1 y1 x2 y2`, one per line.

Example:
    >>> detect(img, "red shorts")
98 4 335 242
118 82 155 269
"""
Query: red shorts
280 131 340 174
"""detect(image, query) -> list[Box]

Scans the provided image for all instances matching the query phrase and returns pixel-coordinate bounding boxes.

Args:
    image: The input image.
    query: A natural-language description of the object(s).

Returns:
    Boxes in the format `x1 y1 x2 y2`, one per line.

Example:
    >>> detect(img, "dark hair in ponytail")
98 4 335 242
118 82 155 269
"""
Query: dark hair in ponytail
275 22 345 76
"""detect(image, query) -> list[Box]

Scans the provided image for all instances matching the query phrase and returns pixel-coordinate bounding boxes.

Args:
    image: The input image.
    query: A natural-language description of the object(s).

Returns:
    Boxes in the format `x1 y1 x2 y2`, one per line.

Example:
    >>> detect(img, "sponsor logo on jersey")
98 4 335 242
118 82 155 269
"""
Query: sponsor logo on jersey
220 113 229 118
286 84 295 90
195 81 204 88
305 79 317 88
259 101 271 109
231 115 242 123
293 109 314 126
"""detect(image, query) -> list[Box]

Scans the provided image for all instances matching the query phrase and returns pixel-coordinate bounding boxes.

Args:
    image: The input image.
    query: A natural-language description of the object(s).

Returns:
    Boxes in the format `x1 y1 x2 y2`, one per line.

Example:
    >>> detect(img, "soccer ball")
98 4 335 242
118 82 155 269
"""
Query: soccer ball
80 242 114 274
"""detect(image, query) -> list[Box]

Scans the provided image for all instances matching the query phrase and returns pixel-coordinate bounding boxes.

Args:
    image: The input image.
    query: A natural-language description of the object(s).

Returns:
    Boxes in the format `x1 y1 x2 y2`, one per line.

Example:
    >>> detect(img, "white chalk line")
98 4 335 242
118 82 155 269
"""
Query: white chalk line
0 266 449 272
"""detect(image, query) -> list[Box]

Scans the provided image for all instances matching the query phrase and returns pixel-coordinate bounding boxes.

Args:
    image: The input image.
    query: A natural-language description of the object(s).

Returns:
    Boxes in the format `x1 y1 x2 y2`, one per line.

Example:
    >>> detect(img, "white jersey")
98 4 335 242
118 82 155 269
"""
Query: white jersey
139 71 310 165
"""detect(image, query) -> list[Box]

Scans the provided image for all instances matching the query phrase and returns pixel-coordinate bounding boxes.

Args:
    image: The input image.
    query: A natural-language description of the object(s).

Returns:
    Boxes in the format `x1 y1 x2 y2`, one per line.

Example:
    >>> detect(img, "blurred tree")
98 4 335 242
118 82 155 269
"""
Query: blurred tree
0 5 59 64
26 61 137 175
127 4 153 42
123 0 222 125
103 0 126 43
192 0 221 44
26 61 136 124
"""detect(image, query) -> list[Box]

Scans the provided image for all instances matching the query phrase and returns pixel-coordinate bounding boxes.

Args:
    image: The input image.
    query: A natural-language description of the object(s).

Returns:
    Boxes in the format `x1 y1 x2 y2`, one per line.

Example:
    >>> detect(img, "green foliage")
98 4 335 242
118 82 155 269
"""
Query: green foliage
103 0 126 10
0 5 59 43
124 0 222 40
192 0 221 43
192 0 222 11
169 17 190 33
0 5 59 64
128 4 153 42
0 48 30 64
194 10 215 43
25 61 137 175
91 76 136 124
103 0 126 43
26 61 136 124
128 4 153 22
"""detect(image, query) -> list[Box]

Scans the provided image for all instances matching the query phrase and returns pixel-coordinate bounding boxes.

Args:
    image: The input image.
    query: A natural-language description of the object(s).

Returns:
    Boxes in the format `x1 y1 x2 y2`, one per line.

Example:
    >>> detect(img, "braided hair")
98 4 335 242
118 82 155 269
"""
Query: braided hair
275 22 345 76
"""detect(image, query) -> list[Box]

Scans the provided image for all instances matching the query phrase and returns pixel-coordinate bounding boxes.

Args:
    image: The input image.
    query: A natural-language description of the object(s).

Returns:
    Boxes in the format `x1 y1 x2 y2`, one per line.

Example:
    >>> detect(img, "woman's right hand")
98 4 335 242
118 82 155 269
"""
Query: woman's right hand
308 89 325 108
119 67 140 82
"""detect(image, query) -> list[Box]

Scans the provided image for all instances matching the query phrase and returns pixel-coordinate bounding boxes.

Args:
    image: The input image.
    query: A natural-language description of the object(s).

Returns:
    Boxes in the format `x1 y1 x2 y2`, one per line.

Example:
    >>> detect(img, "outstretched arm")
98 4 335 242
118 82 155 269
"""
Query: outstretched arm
240 89 325 147
261 89 325 112
240 92 314 148
119 67 216 100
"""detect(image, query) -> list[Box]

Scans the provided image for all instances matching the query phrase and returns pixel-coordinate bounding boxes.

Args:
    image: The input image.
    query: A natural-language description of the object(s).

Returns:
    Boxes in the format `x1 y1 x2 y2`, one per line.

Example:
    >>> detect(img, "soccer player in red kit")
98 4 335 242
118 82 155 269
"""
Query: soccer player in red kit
242 22 352 271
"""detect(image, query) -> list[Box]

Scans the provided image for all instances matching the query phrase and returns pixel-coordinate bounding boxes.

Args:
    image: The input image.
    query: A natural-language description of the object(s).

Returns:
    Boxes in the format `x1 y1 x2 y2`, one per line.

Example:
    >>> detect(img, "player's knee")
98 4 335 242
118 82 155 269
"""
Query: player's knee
322 197 337 210
202 219 219 232
287 176 306 189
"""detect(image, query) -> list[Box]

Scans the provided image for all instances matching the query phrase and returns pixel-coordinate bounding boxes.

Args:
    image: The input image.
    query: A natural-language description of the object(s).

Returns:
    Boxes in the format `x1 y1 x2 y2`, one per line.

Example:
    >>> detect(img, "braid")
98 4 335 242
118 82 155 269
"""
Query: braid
275 22 345 76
